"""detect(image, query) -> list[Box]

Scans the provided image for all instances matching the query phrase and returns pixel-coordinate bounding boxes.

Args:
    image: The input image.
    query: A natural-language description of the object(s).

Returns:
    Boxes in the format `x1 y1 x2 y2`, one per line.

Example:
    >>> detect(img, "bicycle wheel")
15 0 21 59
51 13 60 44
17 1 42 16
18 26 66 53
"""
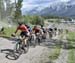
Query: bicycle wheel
38 36 41 44
29 36 33 46
49 32 52 39
14 41 23 54
30 35 36 47
35 37 40 45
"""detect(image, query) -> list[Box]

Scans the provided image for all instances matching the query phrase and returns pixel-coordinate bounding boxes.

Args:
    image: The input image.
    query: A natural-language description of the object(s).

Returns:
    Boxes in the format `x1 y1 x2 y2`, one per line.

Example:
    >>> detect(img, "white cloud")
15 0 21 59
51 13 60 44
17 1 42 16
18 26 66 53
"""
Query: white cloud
22 0 53 8
21 0 57 14
60 0 70 2
21 0 74 15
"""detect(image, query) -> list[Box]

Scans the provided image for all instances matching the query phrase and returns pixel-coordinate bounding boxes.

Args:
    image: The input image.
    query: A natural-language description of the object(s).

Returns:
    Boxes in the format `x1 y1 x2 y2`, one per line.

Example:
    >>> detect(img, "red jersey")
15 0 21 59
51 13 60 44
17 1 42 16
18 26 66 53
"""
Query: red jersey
16 24 29 32
33 28 40 33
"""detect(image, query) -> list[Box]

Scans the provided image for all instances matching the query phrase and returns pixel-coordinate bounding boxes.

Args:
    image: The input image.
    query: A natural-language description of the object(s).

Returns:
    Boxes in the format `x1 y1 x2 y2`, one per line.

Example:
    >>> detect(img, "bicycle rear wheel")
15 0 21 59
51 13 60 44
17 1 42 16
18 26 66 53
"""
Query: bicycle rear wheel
35 38 41 45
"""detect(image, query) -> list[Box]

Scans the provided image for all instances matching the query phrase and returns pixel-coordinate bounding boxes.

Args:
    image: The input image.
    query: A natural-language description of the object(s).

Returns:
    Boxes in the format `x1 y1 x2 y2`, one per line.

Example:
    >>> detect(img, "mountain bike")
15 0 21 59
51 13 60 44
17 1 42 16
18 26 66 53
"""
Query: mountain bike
48 31 53 39
29 33 36 47
35 33 42 45
41 32 47 42
14 35 30 54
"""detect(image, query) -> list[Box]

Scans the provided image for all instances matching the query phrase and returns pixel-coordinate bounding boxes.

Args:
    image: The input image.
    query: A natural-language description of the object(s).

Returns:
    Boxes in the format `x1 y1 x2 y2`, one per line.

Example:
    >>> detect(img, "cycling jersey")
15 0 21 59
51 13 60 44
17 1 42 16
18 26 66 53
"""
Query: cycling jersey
41 27 46 33
15 24 29 33
33 28 40 34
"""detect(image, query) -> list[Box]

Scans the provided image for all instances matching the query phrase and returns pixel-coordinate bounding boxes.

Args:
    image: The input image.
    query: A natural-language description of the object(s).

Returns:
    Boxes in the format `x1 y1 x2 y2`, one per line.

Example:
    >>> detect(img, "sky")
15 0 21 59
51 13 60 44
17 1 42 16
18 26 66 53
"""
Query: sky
21 0 71 11
10 0 71 10
10 0 72 14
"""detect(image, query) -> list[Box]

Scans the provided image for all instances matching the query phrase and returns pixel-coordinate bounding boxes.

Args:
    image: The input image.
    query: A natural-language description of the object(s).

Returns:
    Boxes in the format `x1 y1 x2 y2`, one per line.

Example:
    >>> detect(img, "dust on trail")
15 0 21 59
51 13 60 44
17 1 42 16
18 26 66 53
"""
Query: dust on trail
0 38 52 63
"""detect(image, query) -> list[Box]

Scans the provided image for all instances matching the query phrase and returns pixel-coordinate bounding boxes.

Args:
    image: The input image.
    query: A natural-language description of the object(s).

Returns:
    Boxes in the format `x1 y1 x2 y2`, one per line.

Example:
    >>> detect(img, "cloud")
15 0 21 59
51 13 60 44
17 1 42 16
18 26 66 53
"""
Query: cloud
60 0 70 2
21 0 56 14
21 0 55 9
21 0 72 14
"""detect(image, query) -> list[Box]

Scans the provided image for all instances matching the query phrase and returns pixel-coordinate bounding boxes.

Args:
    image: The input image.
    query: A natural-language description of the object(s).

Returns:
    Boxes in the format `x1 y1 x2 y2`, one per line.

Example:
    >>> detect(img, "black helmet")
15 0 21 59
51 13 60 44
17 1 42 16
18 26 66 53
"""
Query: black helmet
18 22 23 25
54 27 57 31
25 24 30 28
41 25 43 27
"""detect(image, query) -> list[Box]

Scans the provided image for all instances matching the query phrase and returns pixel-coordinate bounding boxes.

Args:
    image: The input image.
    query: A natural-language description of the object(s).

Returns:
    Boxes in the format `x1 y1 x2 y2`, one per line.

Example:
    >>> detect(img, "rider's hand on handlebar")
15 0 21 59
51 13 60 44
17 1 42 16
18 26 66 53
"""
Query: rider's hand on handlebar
11 33 16 37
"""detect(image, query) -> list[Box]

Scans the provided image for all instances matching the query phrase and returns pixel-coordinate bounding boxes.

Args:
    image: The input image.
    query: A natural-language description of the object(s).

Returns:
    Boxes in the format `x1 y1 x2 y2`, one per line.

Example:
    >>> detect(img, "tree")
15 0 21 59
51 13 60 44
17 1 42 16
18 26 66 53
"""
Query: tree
14 0 23 22
30 16 44 25
0 0 5 20
0 0 13 21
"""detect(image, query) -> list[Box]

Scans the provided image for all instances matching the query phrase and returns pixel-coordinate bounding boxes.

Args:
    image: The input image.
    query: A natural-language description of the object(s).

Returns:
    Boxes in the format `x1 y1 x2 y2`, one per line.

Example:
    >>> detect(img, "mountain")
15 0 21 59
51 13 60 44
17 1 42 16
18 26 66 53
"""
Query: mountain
22 0 75 17
39 2 75 17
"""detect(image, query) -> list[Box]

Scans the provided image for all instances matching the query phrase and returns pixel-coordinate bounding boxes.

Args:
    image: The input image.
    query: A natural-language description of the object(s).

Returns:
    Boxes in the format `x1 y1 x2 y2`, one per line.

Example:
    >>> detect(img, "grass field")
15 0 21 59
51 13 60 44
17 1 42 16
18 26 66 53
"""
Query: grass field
67 31 75 63
49 47 61 60
0 27 16 38
68 49 75 63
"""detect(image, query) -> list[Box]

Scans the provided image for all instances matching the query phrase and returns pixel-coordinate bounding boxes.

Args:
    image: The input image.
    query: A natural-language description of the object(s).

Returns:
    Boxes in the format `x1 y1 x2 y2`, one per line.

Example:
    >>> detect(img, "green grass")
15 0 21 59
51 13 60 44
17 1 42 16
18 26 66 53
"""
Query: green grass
49 47 61 60
0 27 16 38
67 31 75 47
48 32 65 60
0 23 33 38
67 31 75 63
67 32 75 40
68 49 75 63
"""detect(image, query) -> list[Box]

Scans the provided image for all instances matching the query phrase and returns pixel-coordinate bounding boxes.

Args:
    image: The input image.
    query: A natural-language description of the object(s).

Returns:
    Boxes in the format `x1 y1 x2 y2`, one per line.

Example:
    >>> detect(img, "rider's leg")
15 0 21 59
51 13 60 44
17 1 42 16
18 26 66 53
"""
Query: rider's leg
24 32 30 46
24 37 29 46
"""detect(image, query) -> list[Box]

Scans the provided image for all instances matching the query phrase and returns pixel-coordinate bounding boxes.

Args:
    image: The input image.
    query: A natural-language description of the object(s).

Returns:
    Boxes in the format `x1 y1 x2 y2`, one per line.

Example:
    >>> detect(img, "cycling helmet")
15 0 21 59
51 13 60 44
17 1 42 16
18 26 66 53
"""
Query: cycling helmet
18 22 23 25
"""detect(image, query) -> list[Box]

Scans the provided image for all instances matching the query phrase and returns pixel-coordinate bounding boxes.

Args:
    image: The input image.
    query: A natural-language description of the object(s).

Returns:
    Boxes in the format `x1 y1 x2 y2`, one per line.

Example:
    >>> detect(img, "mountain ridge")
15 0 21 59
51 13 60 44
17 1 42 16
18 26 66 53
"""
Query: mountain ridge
22 0 75 17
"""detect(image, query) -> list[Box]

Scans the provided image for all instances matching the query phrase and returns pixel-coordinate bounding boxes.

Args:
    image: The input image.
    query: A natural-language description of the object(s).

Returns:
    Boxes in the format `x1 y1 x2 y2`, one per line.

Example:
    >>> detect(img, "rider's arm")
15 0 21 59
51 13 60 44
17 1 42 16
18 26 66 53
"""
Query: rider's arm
15 27 19 34
40 28 43 34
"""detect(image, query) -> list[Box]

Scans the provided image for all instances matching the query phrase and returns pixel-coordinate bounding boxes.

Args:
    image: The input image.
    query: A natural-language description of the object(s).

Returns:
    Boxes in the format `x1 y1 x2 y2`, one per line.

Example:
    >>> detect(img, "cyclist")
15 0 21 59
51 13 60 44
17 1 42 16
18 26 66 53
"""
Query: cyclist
54 27 57 36
32 25 43 44
12 22 30 47
40 25 47 39
25 24 33 43
41 25 46 33
32 25 42 35
48 28 53 38
25 24 32 32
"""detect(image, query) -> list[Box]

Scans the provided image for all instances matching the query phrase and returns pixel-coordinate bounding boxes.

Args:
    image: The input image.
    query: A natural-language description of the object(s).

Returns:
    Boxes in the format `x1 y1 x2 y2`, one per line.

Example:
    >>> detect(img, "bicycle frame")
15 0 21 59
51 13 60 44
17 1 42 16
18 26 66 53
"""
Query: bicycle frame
14 35 30 54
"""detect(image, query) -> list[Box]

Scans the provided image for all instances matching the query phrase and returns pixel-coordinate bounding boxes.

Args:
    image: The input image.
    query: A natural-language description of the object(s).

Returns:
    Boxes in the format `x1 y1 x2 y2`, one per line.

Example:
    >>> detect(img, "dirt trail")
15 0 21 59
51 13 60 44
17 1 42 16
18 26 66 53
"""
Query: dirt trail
0 33 69 63
0 38 52 63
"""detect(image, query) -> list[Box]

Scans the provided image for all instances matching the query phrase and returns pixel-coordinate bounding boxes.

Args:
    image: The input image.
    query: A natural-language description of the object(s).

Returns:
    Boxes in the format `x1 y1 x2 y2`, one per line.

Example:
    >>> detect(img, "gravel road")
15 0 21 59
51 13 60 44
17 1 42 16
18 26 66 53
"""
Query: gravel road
0 33 69 63
0 38 52 63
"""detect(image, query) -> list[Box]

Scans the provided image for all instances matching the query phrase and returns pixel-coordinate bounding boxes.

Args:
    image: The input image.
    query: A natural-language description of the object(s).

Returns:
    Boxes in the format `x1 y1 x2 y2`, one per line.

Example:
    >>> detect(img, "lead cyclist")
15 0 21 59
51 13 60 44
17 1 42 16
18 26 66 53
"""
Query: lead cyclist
12 22 30 47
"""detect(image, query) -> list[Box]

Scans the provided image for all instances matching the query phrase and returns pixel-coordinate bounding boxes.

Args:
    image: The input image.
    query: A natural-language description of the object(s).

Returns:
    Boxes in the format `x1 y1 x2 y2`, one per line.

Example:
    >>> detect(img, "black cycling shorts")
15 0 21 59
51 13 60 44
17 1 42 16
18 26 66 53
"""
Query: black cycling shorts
20 32 29 37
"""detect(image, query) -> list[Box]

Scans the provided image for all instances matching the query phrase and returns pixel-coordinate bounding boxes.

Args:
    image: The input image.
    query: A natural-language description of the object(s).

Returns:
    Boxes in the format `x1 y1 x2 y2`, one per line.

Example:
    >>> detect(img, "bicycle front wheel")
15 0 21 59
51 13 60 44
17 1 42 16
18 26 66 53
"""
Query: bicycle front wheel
14 41 22 54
